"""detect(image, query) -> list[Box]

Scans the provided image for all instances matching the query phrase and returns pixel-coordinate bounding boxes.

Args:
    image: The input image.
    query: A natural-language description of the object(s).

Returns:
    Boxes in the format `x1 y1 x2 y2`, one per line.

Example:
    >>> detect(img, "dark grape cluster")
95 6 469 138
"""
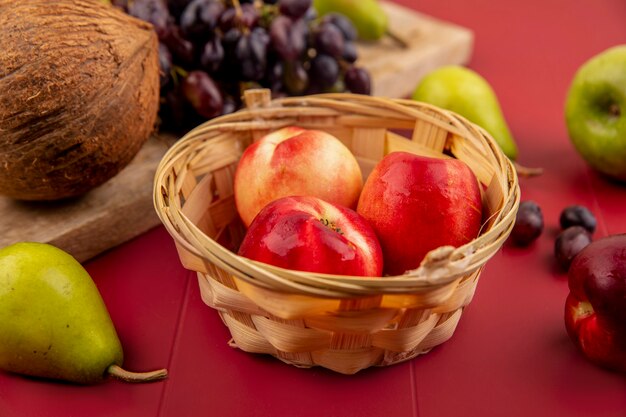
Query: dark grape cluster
111 0 371 132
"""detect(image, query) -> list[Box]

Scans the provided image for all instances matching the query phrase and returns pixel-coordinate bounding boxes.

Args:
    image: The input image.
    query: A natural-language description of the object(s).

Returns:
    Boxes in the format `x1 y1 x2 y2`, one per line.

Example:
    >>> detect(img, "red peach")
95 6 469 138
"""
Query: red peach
356 152 483 276
238 196 383 277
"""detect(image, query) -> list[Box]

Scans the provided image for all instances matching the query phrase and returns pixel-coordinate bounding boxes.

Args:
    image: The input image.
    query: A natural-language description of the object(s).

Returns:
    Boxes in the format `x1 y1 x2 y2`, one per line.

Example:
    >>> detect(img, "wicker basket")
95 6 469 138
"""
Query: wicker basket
153 89 519 374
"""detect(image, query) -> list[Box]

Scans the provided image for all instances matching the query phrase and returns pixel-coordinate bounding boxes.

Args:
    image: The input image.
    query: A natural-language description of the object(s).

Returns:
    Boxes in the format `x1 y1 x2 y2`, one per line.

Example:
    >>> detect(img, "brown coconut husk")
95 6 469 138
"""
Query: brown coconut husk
0 0 160 200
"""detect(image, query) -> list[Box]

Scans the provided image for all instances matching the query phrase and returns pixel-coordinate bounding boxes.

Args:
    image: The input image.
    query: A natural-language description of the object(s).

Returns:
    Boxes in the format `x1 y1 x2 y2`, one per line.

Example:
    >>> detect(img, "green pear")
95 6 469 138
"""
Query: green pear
565 45 626 182
0 242 166 384
411 65 519 160
313 0 387 41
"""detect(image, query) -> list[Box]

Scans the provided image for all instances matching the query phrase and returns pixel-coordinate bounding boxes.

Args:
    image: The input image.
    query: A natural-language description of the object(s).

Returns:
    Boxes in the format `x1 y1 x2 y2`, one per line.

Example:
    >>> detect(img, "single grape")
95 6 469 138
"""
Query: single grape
266 60 284 92
166 0 193 20
200 36 224 73
269 15 306 60
236 28 270 81
158 43 173 88
219 3 259 31
510 200 544 246
182 71 224 118
284 61 308 94
180 0 224 41
344 66 371 95
342 41 357 63
559 205 597 233
278 0 312 19
161 26 195 66
321 12 357 41
313 21 345 57
160 86 192 132
127 0 171 38
221 94 238 115
309 54 339 90
554 226 592 270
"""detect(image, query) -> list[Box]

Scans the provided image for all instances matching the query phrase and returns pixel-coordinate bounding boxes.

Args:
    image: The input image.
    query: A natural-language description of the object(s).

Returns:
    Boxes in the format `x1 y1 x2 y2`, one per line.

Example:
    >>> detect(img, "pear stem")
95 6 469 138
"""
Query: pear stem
386 29 409 49
106 364 168 383
514 162 544 178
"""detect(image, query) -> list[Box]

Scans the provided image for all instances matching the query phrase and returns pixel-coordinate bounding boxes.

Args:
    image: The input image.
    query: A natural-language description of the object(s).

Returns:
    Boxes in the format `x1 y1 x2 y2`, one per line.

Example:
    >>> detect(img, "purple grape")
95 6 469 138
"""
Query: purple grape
321 12 357 41
309 54 339 89
510 200 544 246
313 22 345 57
200 37 224 73
554 226 592 270
221 95 238 115
284 61 308 94
236 28 270 81
127 0 171 38
182 71 224 118
167 0 193 20
269 15 306 60
344 66 371 95
267 60 284 92
278 0 312 19
342 41 357 63
158 43 173 88
161 25 195 66
180 0 224 41
559 205 597 233
219 3 259 31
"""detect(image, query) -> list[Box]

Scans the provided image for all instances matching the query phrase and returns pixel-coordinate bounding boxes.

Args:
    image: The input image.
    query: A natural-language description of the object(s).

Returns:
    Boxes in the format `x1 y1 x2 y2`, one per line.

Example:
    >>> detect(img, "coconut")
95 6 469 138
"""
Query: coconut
0 0 160 200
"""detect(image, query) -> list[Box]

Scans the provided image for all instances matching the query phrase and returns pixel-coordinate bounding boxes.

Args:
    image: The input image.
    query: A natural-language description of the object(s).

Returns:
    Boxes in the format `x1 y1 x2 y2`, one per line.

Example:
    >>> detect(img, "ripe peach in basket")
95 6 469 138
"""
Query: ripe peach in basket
234 126 363 227
357 152 483 276
238 196 383 277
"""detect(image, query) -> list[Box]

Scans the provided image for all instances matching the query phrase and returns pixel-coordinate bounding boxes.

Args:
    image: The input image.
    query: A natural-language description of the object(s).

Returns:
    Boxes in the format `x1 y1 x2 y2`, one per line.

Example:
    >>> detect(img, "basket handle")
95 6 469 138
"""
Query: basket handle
243 88 272 109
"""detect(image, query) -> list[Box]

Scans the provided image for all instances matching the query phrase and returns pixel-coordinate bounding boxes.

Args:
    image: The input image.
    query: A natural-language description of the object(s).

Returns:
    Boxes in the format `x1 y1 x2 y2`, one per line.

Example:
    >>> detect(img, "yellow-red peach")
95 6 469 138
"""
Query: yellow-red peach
234 127 362 227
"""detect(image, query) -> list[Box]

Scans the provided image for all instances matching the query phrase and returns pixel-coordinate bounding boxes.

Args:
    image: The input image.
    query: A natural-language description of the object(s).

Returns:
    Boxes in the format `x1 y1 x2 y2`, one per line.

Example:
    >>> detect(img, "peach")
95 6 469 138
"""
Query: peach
357 152 483 276
238 196 383 277
234 127 362 227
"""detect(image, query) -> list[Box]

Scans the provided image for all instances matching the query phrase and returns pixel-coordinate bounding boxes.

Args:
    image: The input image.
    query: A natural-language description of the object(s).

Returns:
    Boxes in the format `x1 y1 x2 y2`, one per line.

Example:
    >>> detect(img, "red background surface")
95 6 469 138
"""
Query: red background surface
2 1 626 416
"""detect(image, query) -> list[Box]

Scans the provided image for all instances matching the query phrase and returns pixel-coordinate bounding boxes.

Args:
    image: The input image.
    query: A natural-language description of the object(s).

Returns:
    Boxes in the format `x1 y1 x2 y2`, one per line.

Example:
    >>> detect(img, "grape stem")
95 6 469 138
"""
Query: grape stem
232 0 242 17
107 364 168 383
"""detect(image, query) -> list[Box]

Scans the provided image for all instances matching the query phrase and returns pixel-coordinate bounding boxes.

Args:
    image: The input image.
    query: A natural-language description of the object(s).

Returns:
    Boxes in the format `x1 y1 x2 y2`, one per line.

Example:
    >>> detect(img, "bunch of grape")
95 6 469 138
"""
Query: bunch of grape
111 0 372 132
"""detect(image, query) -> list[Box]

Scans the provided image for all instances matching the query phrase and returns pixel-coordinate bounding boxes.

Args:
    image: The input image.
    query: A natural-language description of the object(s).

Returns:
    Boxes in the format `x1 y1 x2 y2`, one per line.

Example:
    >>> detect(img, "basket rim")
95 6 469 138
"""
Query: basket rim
153 90 520 298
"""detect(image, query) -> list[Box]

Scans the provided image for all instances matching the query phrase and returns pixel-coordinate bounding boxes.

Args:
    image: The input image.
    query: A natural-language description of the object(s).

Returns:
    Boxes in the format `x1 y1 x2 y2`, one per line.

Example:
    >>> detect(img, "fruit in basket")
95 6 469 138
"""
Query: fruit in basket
565 234 626 373
356 152 483 276
411 66 519 160
238 196 383 276
0 0 159 201
565 45 626 182
234 126 363 227
0 242 167 384
113 0 371 132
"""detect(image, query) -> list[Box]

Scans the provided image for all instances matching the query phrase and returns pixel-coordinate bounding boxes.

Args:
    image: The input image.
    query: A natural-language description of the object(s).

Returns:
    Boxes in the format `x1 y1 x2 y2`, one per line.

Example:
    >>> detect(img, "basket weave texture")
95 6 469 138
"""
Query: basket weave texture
153 89 520 374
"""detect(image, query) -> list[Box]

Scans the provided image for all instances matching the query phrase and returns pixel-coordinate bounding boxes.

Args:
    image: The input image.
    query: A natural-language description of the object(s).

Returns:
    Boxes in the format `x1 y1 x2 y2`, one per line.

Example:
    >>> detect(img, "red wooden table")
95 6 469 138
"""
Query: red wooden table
2 1 626 416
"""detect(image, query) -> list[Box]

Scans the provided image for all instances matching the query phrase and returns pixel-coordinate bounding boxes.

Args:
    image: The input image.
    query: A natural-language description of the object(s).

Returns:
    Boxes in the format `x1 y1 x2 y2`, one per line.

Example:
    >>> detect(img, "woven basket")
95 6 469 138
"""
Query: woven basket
153 89 519 374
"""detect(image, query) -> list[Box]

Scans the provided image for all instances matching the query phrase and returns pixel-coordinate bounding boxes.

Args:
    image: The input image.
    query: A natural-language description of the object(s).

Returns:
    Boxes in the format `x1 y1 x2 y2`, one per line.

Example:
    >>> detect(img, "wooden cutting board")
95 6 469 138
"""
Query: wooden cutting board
0 2 473 262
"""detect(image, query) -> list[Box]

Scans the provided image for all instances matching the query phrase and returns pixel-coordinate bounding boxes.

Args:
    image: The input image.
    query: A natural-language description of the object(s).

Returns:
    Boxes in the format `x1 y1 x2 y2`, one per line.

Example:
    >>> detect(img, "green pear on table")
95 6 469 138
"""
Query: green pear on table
0 242 167 384
411 65 519 160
